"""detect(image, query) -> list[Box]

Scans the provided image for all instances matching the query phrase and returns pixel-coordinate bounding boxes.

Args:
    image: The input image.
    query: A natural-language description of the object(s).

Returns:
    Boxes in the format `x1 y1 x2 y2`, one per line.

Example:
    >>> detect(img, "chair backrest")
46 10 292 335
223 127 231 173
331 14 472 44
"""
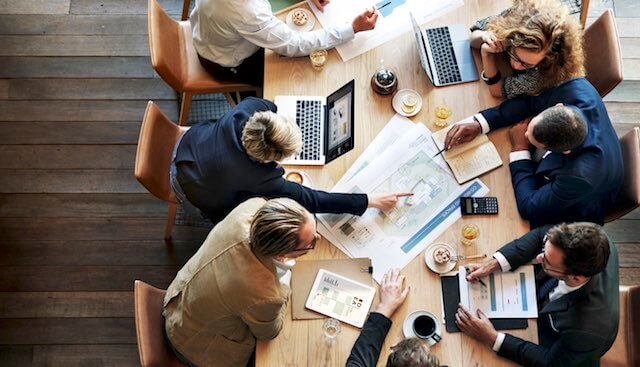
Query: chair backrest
134 280 186 367
148 0 185 91
135 101 187 204
584 9 623 97
606 127 640 222
601 285 640 367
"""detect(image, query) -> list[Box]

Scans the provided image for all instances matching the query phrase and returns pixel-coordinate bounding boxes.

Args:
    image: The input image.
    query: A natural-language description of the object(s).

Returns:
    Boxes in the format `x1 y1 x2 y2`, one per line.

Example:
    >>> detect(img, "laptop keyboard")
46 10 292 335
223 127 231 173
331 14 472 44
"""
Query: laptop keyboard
295 100 322 161
426 27 462 84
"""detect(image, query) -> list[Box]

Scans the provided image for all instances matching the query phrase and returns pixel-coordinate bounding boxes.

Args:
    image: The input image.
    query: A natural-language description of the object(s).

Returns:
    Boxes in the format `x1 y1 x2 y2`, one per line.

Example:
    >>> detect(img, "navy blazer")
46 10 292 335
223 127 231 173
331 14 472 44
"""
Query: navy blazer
175 97 367 224
496 226 619 367
480 78 623 228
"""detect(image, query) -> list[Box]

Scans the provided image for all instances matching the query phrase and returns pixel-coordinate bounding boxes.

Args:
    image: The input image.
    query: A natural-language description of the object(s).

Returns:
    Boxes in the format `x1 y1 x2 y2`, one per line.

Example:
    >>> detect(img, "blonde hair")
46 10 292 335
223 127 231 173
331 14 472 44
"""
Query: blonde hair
488 0 585 94
242 111 302 162
249 198 310 257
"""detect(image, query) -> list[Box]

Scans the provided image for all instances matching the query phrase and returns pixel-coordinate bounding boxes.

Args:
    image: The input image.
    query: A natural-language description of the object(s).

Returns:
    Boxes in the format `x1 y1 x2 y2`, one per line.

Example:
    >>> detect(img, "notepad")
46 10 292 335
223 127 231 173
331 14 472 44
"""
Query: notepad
305 269 376 328
431 126 503 184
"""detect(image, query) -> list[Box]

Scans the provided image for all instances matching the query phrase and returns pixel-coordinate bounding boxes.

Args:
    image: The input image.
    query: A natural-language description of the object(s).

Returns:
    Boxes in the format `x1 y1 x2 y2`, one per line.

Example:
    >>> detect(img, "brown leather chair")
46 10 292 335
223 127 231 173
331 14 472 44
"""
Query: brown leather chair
134 101 189 239
601 285 640 367
134 280 187 367
606 127 640 222
583 9 624 98
147 0 261 125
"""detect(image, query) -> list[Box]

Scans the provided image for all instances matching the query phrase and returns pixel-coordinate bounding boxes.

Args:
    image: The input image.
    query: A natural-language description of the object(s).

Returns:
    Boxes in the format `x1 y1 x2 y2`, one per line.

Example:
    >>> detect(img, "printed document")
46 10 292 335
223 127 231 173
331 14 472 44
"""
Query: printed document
458 265 538 318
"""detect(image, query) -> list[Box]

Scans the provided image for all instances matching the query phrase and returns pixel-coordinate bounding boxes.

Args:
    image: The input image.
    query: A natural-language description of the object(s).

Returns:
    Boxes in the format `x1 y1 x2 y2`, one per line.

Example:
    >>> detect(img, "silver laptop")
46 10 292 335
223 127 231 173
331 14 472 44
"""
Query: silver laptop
410 12 478 86
275 80 355 166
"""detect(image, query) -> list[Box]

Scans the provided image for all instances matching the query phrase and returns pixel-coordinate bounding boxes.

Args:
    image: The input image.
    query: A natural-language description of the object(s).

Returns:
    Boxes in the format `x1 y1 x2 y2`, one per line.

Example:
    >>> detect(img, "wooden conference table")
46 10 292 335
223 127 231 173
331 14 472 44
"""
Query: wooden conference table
257 1 536 366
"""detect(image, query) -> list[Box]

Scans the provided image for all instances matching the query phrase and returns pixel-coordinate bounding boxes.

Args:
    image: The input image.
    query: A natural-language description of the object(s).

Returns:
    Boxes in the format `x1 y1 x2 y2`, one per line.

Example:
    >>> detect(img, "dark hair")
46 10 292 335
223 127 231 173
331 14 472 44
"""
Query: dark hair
249 198 309 257
533 106 587 151
386 338 439 367
546 222 610 277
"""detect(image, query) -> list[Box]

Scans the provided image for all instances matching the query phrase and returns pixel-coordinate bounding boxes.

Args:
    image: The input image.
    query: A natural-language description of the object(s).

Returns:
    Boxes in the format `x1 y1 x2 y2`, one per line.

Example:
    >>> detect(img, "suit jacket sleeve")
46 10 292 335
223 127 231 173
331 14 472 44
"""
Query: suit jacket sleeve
346 312 392 367
498 226 551 270
238 96 277 114
499 330 606 367
480 93 549 131
509 160 593 221
240 293 289 340
260 176 368 215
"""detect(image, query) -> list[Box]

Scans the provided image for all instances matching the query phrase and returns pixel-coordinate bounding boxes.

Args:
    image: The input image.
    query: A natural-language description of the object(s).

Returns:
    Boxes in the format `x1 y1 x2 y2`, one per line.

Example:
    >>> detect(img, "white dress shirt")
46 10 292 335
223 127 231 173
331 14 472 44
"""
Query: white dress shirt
191 0 355 67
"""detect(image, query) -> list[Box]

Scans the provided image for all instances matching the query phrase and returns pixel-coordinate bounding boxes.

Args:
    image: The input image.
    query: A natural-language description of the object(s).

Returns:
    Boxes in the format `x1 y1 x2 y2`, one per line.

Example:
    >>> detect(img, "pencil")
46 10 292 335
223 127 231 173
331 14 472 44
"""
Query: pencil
432 147 446 158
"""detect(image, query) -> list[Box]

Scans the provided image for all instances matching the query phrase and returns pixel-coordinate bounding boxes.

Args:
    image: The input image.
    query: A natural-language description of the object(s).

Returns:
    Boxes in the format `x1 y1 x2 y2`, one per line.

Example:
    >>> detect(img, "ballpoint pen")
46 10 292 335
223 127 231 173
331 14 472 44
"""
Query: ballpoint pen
432 147 447 158
465 267 487 288
377 1 391 10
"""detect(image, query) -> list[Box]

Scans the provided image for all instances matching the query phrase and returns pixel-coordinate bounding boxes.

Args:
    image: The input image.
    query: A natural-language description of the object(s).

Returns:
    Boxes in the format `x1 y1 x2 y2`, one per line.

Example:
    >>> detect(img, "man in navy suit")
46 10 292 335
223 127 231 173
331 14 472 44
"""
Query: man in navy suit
457 222 619 367
445 78 623 228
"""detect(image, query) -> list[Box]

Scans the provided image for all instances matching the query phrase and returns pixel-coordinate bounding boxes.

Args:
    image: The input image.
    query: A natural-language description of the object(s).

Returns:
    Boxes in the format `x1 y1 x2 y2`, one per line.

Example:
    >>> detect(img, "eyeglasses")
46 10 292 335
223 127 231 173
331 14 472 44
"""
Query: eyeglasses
505 46 537 69
289 215 319 254
539 235 568 275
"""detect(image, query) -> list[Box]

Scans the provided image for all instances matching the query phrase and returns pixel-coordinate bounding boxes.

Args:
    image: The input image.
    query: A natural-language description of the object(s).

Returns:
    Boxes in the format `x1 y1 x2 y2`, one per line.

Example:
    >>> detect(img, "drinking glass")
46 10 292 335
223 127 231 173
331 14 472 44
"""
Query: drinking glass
461 224 480 246
322 318 342 345
309 49 328 71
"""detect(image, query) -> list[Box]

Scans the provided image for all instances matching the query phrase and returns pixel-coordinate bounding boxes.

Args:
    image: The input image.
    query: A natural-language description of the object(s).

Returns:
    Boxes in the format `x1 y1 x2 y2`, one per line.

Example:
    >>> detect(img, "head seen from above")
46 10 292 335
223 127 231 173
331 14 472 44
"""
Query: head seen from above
386 337 440 367
249 198 318 259
242 111 302 163
526 105 587 152
537 222 610 283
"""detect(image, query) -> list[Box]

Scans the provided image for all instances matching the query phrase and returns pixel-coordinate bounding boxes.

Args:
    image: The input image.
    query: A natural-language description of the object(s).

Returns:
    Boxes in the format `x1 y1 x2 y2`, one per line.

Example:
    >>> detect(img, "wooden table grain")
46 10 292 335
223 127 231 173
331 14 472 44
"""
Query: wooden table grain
257 2 537 366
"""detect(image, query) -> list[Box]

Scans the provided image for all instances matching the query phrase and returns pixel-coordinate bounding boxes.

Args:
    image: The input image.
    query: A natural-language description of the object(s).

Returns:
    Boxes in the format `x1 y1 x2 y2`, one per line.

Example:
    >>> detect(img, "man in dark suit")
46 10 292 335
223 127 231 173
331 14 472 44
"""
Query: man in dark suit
456 222 619 367
444 78 623 228
171 97 410 224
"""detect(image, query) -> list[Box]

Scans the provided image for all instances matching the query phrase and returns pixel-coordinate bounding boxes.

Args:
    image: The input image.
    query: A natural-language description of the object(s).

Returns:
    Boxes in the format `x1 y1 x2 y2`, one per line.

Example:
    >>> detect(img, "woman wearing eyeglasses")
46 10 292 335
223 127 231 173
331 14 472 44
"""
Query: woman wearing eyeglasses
470 0 585 99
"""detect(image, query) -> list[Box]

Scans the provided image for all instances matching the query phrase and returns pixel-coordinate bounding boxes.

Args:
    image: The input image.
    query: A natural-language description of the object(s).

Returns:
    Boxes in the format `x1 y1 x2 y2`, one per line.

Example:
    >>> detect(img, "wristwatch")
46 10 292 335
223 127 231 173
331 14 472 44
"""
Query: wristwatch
481 70 502 85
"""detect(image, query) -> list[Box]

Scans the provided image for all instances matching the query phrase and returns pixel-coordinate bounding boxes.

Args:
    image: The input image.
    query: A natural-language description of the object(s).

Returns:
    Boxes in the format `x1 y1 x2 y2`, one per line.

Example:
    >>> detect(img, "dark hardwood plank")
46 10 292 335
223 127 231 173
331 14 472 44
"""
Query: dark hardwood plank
0 121 141 144
0 169 144 193
0 292 132 318
0 217 209 241
0 100 178 121
0 239 199 266
32 345 139 367
0 35 149 56
0 0 69 14
0 266 179 292
0 79 8 99
70 0 183 16
0 146 136 169
8 79 175 100
603 219 640 243
0 193 167 217
0 57 153 79
0 15 147 35
0 346 33 367
619 268 640 285
618 243 640 268
0 318 135 344
604 102 640 124
604 81 640 103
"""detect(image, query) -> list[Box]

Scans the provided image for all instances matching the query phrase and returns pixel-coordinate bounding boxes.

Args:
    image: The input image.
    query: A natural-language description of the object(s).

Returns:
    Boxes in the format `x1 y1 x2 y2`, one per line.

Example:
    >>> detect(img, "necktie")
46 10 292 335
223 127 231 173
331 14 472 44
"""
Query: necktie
537 277 559 305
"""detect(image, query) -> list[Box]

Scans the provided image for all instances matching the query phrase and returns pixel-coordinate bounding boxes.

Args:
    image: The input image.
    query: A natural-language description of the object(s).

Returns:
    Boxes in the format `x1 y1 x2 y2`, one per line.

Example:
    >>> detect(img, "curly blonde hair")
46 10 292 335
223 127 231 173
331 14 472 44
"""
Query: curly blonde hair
242 111 302 162
487 0 585 94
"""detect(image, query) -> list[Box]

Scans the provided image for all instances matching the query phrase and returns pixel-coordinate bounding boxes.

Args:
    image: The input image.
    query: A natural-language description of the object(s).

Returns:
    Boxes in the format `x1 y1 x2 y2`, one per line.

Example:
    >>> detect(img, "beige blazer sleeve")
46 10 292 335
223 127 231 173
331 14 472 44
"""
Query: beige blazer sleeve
241 286 291 340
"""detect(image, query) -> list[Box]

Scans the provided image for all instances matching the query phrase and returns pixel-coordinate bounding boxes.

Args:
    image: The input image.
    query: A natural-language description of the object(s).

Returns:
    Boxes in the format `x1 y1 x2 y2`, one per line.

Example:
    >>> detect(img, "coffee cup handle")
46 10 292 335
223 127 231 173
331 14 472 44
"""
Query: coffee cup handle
431 332 442 343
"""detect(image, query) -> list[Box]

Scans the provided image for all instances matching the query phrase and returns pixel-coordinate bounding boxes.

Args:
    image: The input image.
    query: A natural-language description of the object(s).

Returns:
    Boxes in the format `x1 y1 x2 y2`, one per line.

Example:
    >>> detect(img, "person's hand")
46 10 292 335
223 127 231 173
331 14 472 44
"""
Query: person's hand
443 118 482 150
455 304 498 347
479 31 503 54
352 6 378 33
465 258 500 282
311 0 330 12
368 192 414 211
375 268 410 318
509 120 530 152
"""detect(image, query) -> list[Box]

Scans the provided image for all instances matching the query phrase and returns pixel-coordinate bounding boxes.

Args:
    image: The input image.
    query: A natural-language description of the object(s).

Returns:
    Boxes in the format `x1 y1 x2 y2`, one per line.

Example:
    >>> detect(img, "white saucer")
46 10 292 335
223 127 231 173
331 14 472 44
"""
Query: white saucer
392 89 422 117
424 242 457 274
402 310 442 346
286 8 315 32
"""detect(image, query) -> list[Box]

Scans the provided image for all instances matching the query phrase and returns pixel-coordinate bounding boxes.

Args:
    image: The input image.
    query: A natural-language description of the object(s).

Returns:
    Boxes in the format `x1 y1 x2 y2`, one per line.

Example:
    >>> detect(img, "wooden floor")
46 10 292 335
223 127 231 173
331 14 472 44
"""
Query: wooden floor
0 0 638 365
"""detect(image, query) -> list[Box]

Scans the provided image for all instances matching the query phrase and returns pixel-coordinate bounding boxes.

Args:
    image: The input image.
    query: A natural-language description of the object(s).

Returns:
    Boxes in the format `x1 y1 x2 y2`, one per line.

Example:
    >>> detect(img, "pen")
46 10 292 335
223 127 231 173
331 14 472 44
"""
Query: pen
376 1 391 10
432 147 446 158
465 267 487 288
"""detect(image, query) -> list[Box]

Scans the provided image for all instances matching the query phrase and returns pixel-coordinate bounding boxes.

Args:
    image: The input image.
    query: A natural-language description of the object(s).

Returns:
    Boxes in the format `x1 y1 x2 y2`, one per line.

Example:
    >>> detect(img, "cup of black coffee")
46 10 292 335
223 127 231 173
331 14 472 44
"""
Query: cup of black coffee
412 314 441 343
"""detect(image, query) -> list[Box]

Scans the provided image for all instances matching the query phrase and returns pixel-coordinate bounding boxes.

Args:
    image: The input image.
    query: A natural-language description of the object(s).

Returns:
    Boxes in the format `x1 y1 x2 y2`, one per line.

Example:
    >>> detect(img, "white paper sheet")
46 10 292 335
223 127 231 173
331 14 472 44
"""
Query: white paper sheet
458 265 539 318
307 0 464 61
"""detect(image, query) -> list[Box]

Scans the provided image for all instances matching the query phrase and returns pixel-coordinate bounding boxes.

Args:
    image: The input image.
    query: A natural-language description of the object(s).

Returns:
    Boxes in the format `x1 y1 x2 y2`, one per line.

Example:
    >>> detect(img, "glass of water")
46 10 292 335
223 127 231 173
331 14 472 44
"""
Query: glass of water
322 318 341 345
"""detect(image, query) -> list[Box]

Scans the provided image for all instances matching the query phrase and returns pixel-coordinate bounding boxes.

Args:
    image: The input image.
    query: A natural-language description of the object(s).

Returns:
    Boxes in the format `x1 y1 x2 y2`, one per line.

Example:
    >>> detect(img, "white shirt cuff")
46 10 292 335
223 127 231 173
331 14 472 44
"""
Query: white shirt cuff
492 332 506 352
509 150 532 163
474 113 490 134
336 23 355 41
493 252 511 272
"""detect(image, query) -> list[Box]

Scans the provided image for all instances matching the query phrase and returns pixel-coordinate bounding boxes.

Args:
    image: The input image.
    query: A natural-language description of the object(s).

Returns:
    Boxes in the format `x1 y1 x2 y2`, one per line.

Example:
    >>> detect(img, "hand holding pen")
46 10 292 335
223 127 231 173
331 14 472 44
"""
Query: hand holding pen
465 266 487 288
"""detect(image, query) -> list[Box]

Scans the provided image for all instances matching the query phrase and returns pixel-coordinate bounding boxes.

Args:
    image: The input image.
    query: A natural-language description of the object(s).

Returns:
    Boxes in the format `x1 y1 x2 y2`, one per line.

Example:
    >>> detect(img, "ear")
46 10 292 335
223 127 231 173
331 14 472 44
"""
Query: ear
561 150 571 155
555 103 564 107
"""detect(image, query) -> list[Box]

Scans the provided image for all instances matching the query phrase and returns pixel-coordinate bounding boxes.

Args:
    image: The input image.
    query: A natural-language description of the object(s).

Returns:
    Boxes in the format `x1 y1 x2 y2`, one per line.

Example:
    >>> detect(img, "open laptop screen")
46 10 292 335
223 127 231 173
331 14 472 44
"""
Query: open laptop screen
410 12 433 83
325 79 355 164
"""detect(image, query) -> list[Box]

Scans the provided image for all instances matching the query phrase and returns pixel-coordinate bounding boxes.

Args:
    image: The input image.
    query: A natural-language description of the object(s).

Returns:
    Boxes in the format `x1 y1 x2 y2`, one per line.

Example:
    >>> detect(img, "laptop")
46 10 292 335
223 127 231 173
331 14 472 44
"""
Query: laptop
275 79 355 166
410 12 478 86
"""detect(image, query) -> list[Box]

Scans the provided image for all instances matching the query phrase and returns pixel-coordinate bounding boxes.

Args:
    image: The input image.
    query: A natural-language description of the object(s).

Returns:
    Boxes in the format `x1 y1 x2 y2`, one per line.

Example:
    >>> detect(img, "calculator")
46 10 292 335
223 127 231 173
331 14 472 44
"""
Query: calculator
460 197 499 215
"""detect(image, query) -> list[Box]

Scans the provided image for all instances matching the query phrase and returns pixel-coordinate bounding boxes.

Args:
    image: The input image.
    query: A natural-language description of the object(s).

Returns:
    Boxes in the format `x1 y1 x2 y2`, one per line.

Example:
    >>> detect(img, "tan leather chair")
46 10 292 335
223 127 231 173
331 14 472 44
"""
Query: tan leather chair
134 280 187 367
134 101 189 239
583 9 624 98
148 0 261 126
601 285 640 367
606 127 640 222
